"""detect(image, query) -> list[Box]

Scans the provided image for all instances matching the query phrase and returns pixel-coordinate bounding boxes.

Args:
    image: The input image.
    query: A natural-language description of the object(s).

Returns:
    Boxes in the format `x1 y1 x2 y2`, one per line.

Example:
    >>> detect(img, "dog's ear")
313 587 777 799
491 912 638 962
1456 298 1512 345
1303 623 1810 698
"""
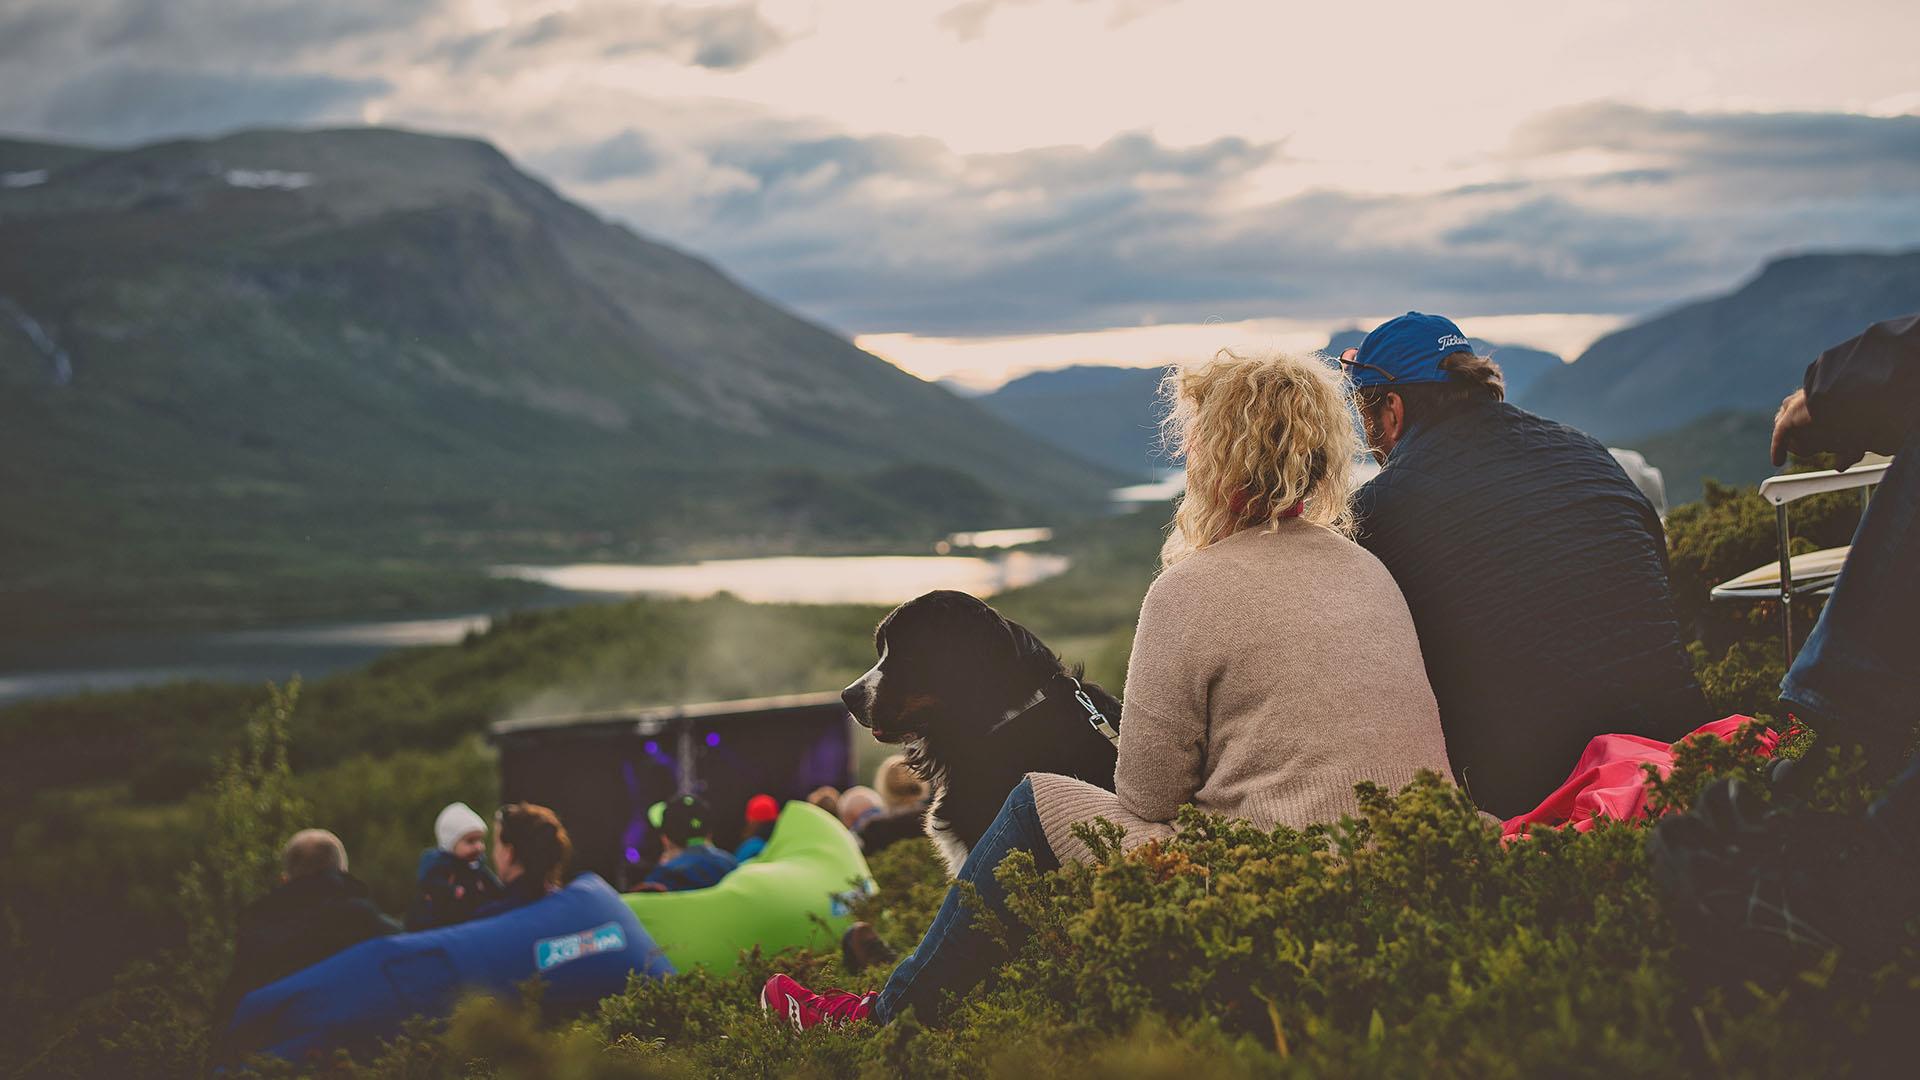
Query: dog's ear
1002 614 1043 657
871 600 906 654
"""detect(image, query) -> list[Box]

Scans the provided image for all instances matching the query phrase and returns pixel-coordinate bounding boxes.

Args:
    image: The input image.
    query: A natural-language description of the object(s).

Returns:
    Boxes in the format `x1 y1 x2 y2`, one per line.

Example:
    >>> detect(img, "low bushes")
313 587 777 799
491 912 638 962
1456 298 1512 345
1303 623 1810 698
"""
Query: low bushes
213 738 1913 1079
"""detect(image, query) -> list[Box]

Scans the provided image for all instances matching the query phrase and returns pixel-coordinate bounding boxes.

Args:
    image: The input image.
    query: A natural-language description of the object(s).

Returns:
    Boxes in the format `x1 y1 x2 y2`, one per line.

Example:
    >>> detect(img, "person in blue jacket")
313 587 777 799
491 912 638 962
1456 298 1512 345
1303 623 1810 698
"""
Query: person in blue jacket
733 793 779 861
640 794 737 891
1345 312 1707 818
405 801 503 930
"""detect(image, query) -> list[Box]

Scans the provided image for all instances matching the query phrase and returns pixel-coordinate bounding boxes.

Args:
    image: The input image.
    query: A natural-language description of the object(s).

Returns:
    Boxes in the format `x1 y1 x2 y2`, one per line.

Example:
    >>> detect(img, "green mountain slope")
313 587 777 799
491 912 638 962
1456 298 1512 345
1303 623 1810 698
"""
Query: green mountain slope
0 136 104 174
1630 411 1779 507
977 365 1168 479
0 127 1123 631
1524 250 1920 443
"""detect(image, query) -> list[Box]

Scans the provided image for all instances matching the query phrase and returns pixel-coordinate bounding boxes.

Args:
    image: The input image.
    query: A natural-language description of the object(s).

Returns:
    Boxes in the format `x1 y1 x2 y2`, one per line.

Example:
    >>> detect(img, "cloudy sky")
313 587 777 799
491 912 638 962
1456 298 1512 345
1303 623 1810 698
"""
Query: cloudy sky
3 0 1918 385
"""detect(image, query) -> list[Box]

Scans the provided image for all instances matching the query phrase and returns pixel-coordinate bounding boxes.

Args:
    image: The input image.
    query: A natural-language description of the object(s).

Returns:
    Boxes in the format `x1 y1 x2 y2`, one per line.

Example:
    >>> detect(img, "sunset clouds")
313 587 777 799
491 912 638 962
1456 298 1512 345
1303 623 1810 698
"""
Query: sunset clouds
2 0 1916 381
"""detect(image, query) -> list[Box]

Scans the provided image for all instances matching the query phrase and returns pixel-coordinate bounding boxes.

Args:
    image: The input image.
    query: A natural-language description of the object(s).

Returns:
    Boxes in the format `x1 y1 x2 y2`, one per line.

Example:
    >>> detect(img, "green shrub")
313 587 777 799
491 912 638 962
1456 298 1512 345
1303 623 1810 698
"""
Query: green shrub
18 683 310 1078
206 761 1915 1080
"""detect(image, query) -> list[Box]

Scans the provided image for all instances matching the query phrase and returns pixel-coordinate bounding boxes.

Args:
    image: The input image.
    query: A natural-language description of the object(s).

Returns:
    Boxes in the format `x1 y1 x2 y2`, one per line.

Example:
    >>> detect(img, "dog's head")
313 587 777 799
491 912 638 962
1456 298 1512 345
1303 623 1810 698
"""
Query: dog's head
842 590 1058 745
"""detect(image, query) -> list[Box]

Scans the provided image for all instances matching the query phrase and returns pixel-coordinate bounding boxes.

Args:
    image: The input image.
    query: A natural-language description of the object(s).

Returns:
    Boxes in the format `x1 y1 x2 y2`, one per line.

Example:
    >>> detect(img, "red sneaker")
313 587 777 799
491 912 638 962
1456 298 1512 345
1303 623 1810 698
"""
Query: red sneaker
760 973 878 1031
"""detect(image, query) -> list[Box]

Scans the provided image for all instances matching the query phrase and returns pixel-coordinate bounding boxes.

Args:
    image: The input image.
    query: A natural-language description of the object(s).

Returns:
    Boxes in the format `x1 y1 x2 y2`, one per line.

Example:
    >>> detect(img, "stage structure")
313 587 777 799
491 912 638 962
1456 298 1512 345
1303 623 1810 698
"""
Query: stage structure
490 693 855 888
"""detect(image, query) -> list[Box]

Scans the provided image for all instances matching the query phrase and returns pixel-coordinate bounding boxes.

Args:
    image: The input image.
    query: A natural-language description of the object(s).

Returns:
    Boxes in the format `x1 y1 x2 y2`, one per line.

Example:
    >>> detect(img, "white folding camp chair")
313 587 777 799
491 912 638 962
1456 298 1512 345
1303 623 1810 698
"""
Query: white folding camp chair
1709 460 1889 666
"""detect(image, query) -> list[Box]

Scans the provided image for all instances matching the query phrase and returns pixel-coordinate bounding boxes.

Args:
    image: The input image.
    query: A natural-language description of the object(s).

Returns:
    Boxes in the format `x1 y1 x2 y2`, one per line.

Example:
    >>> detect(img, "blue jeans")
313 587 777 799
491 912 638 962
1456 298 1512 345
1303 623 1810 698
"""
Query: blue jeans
873 777 1057 1024
1780 430 1920 771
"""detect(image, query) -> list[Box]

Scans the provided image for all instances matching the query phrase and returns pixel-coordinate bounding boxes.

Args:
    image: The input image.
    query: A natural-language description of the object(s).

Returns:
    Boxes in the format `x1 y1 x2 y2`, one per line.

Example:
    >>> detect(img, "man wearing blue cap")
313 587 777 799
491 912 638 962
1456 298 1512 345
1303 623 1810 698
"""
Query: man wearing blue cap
1343 312 1706 818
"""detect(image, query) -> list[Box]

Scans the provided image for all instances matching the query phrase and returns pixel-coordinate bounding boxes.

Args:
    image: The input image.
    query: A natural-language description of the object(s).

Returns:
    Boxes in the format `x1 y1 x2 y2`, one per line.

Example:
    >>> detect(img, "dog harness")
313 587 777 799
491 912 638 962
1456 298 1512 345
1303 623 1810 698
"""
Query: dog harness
989 673 1120 745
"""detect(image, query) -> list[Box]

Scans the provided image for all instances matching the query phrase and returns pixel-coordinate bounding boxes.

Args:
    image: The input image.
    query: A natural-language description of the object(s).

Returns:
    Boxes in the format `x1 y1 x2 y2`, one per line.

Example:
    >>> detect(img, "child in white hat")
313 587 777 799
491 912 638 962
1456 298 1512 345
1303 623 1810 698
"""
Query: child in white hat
404 801 504 930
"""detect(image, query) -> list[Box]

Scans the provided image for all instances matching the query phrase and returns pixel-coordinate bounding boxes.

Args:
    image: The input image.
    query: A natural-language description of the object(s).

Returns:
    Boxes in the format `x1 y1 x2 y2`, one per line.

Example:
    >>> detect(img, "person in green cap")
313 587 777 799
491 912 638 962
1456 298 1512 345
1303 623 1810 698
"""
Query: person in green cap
640 794 738 892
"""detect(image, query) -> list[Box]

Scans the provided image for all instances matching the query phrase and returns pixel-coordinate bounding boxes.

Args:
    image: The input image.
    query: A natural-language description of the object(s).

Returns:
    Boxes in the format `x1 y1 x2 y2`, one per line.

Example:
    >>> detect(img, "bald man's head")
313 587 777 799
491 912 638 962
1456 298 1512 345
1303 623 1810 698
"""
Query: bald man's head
281 829 348 880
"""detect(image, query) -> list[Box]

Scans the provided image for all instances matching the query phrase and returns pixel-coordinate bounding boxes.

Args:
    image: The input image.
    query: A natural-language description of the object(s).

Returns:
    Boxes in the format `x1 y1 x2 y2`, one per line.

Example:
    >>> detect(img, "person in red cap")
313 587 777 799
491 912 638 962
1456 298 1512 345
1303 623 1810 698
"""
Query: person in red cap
733 794 780 861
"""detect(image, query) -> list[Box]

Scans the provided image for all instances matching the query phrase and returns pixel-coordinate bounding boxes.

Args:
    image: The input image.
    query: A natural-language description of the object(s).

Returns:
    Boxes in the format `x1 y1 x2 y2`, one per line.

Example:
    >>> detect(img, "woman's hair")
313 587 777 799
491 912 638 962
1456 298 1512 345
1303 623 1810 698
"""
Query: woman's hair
1158 350 1361 567
874 754 928 810
1353 351 1506 439
495 803 571 889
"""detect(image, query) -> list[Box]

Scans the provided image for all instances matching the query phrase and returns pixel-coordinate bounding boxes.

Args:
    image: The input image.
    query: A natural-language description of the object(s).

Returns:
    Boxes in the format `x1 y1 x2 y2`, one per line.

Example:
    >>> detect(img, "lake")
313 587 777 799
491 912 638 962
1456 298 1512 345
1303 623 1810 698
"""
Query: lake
0 547 1069 706
490 549 1068 605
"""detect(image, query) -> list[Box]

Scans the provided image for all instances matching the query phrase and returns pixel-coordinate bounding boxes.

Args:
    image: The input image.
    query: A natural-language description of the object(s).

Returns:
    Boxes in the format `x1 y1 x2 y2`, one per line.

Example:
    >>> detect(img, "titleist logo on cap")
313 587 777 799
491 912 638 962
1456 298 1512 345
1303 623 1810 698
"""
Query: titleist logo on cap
1436 333 1470 350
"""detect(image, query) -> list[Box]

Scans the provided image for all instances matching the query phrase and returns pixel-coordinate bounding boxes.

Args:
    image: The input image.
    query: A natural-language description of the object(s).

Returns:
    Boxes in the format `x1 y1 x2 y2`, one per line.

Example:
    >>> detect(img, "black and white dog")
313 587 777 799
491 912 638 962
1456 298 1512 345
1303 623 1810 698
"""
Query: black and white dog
840 590 1122 874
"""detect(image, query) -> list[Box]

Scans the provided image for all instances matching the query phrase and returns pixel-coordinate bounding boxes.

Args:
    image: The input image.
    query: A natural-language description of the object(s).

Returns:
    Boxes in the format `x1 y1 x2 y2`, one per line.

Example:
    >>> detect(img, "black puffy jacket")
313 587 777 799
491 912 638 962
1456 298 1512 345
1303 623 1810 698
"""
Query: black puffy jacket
217 870 400 1016
1355 401 1707 817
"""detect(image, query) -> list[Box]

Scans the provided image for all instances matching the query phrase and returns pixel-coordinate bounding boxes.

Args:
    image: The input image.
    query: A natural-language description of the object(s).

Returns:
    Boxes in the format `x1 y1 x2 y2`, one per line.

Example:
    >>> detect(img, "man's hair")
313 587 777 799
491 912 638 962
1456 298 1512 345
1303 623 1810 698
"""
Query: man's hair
1354 352 1506 433
496 803 571 888
282 829 348 879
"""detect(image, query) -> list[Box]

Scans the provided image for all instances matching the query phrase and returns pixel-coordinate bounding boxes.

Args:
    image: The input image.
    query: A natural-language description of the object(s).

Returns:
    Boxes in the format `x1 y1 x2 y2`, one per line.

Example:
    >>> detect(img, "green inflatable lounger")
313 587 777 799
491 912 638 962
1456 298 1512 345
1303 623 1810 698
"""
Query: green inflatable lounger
625 800 876 972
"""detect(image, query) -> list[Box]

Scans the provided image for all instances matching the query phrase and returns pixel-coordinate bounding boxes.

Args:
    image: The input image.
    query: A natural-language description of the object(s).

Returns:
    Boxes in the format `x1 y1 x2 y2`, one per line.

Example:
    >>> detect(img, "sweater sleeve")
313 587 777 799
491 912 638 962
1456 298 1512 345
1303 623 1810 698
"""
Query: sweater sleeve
1113 570 1211 823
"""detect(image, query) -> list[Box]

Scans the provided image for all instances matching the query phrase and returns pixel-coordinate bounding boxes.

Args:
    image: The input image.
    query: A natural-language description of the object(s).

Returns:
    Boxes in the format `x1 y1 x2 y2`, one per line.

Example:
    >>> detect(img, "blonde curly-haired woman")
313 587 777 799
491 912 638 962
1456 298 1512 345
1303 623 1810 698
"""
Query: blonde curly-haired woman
762 350 1452 1030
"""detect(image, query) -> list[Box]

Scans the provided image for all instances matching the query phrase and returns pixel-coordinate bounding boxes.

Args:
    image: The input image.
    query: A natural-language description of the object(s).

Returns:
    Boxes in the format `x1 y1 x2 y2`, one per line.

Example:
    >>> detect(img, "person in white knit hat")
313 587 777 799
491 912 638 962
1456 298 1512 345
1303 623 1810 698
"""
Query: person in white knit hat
404 801 504 930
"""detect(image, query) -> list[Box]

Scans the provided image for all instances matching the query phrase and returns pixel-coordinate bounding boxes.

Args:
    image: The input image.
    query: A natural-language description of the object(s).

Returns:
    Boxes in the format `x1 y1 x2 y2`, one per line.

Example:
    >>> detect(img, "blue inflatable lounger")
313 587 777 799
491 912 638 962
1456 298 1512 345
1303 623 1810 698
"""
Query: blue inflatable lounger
221 873 671 1064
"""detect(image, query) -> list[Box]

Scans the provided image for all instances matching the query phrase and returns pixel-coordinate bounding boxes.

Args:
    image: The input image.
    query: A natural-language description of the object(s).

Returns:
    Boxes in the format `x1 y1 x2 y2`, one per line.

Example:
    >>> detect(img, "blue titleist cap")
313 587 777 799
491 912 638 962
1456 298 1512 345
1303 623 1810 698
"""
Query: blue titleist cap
1346 312 1473 388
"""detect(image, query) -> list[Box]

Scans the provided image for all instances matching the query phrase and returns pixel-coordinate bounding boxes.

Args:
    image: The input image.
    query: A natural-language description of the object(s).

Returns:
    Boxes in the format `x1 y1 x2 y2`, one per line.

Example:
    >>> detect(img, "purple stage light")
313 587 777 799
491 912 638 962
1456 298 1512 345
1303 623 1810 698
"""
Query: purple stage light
644 740 659 755
705 732 721 748
626 847 641 864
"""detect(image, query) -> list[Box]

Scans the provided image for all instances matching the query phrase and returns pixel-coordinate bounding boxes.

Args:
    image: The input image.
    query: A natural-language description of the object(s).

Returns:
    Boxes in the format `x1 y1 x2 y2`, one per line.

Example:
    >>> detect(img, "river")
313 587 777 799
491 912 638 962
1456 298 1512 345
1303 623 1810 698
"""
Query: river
0 546 1070 706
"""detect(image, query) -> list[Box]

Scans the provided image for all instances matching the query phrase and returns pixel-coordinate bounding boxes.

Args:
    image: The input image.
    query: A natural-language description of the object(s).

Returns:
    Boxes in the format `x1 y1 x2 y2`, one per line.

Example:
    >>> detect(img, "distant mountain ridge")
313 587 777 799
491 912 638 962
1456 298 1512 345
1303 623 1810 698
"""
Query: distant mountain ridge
0 127 1122 630
981 251 1919 507
977 365 1170 479
1524 250 1920 443
978 334 1565 480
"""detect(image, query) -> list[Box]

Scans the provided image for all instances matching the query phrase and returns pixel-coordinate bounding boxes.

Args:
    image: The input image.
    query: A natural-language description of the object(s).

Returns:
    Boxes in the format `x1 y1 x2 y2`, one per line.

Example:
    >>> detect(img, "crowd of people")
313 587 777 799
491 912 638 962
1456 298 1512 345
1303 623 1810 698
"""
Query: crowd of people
760 310 1920 1031
219 309 1916 1040
219 801 575 1012
218 754 931 1015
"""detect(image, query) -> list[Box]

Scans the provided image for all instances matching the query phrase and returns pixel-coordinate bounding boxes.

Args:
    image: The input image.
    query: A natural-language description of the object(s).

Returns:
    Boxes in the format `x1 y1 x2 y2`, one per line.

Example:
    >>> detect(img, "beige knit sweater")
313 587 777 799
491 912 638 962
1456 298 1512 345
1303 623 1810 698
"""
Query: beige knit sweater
1029 519 1453 864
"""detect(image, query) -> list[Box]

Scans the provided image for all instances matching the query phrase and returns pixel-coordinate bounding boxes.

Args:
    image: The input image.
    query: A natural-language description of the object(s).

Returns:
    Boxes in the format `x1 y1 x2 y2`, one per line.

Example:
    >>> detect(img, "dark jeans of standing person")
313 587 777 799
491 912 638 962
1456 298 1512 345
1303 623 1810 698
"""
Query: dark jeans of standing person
872 777 1058 1024
1869 751 1920 851
1779 429 1920 777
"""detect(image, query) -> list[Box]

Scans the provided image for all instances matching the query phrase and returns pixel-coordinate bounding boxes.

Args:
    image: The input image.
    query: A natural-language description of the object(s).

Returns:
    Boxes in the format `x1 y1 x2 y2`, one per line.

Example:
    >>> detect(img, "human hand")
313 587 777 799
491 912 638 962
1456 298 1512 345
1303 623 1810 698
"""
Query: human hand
1770 388 1813 467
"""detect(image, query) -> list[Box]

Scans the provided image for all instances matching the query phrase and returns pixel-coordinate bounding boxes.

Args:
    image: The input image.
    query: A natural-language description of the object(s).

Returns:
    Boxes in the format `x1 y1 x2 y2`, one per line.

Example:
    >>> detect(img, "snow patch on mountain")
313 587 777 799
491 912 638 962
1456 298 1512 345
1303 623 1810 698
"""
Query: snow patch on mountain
0 296 74 385
1 169 48 188
224 169 314 190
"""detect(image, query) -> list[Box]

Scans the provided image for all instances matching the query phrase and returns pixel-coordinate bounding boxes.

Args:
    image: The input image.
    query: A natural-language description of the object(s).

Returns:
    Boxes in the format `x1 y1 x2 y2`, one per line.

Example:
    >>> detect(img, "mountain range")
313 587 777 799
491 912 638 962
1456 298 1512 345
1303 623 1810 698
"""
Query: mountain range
976 365 1173 478
977 335 1566 479
0 128 1123 631
980 251 1919 504
1522 250 1920 443
5 125 1910 633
